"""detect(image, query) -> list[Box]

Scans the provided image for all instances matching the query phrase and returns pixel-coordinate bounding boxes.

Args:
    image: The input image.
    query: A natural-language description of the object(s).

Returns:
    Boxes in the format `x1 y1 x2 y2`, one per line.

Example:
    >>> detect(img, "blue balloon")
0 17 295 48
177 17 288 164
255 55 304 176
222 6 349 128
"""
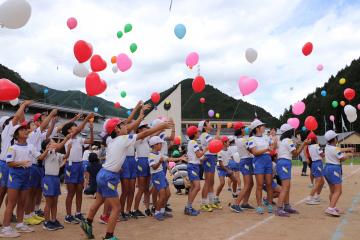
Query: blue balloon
244 127 250 135
43 88 49 94
302 126 307 132
174 24 186 39
321 90 327 97
94 107 98 112
127 110 131 116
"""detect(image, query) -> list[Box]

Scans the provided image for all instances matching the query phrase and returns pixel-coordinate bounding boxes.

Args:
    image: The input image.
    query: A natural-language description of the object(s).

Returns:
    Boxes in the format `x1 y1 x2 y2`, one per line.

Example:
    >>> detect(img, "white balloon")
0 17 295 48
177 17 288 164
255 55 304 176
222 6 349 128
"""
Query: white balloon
347 114 357 123
245 48 258 63
9 98 18 106
73 63 89 78
112 65 118 73
0 0 31 29
344 105 356 116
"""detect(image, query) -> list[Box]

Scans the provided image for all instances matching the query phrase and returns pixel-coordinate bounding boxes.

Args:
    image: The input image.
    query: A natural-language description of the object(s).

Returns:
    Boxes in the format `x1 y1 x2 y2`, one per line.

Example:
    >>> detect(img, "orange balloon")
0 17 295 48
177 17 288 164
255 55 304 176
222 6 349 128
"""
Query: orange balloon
111 56 116 64
227 122 233 128
340 101 345 107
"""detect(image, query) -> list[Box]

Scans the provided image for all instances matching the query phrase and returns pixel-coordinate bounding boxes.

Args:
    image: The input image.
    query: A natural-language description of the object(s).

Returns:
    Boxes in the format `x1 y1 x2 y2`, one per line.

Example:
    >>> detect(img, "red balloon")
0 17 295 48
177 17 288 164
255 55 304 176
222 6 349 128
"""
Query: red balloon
0 78 20 101
344 88 356 101
174 136 181 145
151 92 161 104
90 54 107 72
85 72 107 96
304 116 318 131
208 139 223 154
200 97 205 104
74 40 93 63
114 102 121 108
302 42 313 56
192 76 205 93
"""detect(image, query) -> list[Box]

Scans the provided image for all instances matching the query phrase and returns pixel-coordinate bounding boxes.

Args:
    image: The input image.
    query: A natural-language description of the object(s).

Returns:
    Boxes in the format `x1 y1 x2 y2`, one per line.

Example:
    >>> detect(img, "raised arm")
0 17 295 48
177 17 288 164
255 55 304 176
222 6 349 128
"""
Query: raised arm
12 100 33 126
84 121 94 145
126 101 143 124
55 133 73 152
126 104 150 132
137 122 172 141
40 109 58 132
292 140 310 157
215 122 222 139
73 113 94 135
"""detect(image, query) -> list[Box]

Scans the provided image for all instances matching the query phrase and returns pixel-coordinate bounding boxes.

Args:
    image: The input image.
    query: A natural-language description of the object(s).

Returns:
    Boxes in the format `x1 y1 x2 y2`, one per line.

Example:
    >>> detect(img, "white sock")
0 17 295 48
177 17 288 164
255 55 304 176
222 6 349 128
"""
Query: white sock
208 193 214 204
24 214 31 219
3 226 12 231
35 205 40 211
201 198 208 204
160 208 165 213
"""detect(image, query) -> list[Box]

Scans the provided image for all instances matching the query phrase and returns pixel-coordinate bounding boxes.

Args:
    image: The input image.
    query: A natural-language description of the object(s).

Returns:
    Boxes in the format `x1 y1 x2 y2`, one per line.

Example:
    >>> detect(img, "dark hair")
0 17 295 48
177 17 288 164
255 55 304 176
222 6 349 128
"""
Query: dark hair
234 129 242 137
61 122 77 136
202 120 209 133
41 139 51 153
11 125 28 145
280 130 293 141
2 116 14 130
189 134 196 140
328 137 337 144
249 128 257 137
270 127 277 131
110 131 117 139
88 152 99 163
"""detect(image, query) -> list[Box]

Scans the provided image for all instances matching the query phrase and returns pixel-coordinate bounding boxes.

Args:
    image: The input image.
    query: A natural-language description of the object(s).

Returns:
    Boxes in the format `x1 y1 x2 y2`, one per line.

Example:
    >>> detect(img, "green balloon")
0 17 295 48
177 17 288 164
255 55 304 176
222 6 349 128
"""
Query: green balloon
332 100 338 108
120 91 127 98
117 31 123 38
172 150 181 158
130 43 137 53
124 23 132 33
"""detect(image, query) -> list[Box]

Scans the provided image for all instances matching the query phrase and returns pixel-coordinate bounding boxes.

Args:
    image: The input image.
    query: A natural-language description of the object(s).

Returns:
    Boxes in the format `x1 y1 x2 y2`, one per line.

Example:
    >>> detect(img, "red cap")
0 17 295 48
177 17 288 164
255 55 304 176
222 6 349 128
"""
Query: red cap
105 118 122 134
186 126 198 137
221 136 229 143
33 113 42 122
307 132 317 141
233 121 245 130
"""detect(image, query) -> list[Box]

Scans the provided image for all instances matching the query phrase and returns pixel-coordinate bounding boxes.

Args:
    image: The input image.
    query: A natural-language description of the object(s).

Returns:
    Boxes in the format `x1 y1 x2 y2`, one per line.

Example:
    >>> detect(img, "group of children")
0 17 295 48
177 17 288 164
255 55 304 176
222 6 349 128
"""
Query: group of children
0 100 354 239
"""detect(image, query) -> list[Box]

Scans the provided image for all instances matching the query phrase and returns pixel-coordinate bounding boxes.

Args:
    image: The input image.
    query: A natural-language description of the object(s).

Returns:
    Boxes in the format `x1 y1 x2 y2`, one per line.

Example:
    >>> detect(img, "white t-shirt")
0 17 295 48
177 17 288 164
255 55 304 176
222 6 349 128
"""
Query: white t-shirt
44 151 64 176
218 149 231 166
277 138 296 160
235 137 252 159
135 137 150 158
308 144 323 161
148 152 165 174
159 132 169 156
248 136 269 151
126 144 135 156
6 143 40 164
229 145 240 163
82 149 91 161
200 132 213 155
65 137 85 163
0 121 18 160
187 140 201 164
102 134 137 172
325 145 344 165
27 127 45 151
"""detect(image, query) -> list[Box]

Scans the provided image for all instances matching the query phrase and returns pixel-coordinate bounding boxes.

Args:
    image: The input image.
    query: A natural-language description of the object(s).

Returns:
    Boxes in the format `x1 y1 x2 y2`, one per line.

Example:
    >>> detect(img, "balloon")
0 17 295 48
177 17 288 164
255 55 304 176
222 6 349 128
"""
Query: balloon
347 114 357 123
114 102 121 108
94 107 98 113
340 101 345 107
120 91 126 98
238 76 258 96
74 40 93 63
208 110 214 118
339 78 346 85
344 88 356 101
174 24 186 39
124 23 132 33
185 52 199 69
130 43 137 53
67 17 77 30
174 136 181 145
116 53 132 72
151 92 160 104
332 101 338 108
168 162 176 169
317 64 323 71
0 78 20 101
287 118 300 129
73 63 89 78
245 48 258 63
172 150 181 157
301 126 307 132
304 116 318 131
111 56 117 64
9 98 19 106
329 115 335 122
344 105 357 123
321 90 327 97
117 31 123 39
192 76 205 93
43 88 49 94
127 110 132 116
215 113 220 119
90 55 107 72
164 100 171 111
0 0 31 29
244 127 250 135
112 65 118 73
227 122 232 128
85 72 107 96
292 101 306 115
302 42 313 56
200 97 205 104
208 139 223 154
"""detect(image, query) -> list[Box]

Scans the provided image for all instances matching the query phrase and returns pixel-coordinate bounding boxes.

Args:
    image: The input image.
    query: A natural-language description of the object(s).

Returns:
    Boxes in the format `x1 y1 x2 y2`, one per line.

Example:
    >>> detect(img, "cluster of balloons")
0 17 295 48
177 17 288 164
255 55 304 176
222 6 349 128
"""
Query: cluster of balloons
117 23 133 39
238 76 258 96
185 52 199 69
192 76 205 93
0 0 31 29
174 24 186 39
67 17 77 30
0 78 20 101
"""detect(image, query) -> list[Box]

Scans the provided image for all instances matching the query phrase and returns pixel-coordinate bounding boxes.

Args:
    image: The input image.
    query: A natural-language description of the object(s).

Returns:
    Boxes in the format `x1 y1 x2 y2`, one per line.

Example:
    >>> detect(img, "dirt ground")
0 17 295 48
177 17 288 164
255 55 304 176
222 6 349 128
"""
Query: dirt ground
1 165 360 240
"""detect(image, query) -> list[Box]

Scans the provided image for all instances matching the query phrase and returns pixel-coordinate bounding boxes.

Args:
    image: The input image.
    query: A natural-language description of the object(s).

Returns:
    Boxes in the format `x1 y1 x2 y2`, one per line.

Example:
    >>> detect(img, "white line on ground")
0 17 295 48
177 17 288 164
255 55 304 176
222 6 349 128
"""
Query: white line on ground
226 167 360 240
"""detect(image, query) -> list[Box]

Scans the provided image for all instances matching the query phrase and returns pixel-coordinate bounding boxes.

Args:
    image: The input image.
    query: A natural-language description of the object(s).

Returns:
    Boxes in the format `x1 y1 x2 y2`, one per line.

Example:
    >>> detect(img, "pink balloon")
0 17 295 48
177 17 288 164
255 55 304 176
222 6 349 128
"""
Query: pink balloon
317 64 323 71
329 115 335 122
292 101 306 115
67 17 77 30
287 118 300 129
168 162 176 169
357 104 360 110
185 52 199 69
238 76 258 96
116 53 132 72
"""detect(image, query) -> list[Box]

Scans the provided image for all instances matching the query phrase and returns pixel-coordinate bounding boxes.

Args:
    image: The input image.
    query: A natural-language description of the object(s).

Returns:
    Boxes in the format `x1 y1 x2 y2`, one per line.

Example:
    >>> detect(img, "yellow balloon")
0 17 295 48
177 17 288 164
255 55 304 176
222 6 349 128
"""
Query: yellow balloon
215 113 220 119
339 78 346 85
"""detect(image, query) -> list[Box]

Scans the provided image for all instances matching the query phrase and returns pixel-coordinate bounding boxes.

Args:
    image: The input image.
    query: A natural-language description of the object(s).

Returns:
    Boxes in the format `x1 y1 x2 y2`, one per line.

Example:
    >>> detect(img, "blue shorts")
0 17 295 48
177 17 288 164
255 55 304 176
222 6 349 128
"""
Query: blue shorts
276 158 292 180
217 167 230 177
97 168 120 198
42 175 61 197
228 159 240 172
187 163 200 181
83 161 90 173
263 180 278 191
203 154 216 173
0 160 9 187
136 157 150 177
30 164 43 188
151 171 168 191
64 162 84 184
7 167 31 190
311 160 324 178
120 156 137 179
324 164 342 185
239 158 253 176
253 154 273 175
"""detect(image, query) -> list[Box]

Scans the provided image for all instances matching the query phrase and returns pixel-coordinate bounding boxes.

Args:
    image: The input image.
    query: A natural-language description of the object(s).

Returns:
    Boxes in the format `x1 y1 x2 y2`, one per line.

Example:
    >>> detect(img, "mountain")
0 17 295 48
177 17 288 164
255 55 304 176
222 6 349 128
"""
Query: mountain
279 58 360 135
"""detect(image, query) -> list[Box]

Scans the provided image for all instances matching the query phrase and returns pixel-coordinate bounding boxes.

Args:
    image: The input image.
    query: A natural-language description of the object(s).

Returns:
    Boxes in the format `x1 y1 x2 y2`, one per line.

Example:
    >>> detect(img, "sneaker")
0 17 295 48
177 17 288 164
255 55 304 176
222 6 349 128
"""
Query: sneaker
151 207 155 214
284 206 299 214
262 197 270 206
24 216 42 225
154 213 165 221
241 203 255 210
119 212 129 221
176 189 182 195
65 215 80 224
15 224 34 233
52 220 64 230
0 227 20 238
211 203 223 210
200 204 213 212
103 237 119 240
145 209 153 217
230 204 243 213
305 198 320 205
33 214 45 222
74 213 85 222
184 207 199 216
165 206 172 212
133 210 146 218
163 212 173 218
256 207 265 214
43 221 57 231
313 196 321 202
275 209 290 217
267 204 273 213
80 220 95 239
35 209 45 217
129 211 138 219
99 215 109 224
325 207 340 217
308 183 314 188
334 207 342 214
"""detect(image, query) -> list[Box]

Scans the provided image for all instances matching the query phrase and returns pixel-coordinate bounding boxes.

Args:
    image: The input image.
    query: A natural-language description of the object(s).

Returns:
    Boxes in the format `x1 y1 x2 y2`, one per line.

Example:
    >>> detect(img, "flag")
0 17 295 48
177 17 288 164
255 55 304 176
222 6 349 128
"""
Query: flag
341 115 348 132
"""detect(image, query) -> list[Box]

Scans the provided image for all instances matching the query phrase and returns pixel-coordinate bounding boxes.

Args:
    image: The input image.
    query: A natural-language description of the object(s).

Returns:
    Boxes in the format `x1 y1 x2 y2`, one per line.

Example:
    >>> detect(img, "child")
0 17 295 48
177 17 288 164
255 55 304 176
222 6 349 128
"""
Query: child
227 136 241 195
215 136 238 205
323 130 352 217
84 153 102 196
305 132 325 205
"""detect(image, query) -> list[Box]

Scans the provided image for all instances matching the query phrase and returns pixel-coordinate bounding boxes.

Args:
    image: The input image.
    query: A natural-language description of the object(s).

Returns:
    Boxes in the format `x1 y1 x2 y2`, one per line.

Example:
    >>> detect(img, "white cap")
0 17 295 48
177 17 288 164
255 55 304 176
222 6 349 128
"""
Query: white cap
0 116 10 129
250 119 265 130
138 121 149 128
198 120 206 132
325 130 338 142
280 124 294 134
228 136 235 142
149 136 165 146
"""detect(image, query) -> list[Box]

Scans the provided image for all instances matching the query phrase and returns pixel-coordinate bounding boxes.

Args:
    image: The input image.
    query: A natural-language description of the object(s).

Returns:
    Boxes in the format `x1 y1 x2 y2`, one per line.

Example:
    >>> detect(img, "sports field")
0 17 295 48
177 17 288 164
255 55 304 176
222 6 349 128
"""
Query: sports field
2 165 360 240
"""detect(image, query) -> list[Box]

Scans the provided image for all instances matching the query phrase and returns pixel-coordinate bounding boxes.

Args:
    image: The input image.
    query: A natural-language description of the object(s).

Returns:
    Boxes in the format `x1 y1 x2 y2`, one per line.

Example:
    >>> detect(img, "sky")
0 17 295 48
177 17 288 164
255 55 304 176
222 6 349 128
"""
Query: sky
1 0 360 117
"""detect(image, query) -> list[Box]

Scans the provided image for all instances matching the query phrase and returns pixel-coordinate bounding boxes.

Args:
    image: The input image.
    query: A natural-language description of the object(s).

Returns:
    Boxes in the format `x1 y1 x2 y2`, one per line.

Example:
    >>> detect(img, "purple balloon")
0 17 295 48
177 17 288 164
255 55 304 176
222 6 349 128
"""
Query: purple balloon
208 109 215 117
